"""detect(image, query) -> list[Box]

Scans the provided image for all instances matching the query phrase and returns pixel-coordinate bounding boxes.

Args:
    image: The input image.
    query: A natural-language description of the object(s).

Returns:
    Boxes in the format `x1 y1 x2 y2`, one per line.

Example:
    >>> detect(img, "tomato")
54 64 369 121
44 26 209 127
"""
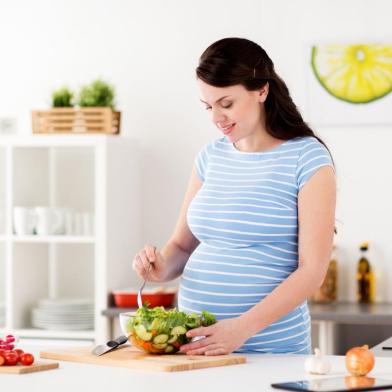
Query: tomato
0 349 7 358
4 351 18 366
5 335 15 343
19 353 34 366
14 349 24 360
0 356 4 366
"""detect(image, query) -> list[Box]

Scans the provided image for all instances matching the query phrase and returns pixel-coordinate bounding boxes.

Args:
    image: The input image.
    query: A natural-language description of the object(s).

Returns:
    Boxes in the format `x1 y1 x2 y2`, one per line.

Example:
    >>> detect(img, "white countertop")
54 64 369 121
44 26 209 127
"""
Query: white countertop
2 346 392 392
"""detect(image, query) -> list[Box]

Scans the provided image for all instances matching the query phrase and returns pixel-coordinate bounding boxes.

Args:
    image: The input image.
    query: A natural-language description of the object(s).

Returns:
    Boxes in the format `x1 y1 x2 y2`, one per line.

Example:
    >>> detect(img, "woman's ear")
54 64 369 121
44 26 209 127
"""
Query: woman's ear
258 82 269 103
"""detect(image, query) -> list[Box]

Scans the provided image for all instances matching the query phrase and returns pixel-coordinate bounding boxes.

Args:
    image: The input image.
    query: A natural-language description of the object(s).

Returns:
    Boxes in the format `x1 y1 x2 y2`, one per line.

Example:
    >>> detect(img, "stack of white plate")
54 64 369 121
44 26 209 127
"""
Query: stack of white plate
0 302 5 326
31 298 94 330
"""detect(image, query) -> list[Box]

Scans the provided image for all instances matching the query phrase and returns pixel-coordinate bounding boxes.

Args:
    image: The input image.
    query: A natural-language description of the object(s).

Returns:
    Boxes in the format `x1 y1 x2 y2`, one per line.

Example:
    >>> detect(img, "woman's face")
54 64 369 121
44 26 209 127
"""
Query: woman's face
198 79 268 143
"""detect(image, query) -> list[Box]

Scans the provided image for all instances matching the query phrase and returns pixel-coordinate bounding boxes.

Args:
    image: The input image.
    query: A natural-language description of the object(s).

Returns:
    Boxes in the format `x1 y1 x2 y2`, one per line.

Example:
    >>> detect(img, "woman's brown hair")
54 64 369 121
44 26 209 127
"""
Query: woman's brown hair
196 37 332 153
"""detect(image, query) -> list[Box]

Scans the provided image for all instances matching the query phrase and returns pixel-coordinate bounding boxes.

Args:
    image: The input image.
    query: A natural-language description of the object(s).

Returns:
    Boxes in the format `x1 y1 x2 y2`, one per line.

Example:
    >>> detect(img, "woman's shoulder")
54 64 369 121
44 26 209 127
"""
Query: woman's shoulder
294 135 334 189
288 136 330 157
289 135 323 148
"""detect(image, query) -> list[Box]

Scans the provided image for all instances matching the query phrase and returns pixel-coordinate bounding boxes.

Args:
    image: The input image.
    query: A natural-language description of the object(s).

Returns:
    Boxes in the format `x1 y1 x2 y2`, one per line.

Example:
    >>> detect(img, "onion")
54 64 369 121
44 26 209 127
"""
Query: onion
345 345 375 376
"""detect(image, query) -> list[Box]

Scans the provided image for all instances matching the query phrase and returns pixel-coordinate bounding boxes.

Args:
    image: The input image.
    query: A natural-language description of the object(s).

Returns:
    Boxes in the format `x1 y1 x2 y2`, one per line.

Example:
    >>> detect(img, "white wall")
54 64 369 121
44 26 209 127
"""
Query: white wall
1 0 391 299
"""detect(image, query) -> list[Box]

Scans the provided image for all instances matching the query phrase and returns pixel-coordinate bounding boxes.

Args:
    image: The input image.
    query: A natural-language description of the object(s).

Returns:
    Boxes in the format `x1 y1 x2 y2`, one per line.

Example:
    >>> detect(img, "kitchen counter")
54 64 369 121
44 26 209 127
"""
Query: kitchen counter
2 345 392 392
309 302 392 324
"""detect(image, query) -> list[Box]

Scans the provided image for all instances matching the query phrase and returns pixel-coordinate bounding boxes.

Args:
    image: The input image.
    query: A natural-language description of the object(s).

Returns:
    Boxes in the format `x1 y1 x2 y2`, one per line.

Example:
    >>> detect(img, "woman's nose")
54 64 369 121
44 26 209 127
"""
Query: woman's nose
211 107 226 123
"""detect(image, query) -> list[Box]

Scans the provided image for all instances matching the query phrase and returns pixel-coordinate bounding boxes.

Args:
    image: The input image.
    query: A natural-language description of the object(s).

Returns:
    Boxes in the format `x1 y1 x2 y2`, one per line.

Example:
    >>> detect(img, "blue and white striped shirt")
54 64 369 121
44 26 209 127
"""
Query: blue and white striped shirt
178 136 334 354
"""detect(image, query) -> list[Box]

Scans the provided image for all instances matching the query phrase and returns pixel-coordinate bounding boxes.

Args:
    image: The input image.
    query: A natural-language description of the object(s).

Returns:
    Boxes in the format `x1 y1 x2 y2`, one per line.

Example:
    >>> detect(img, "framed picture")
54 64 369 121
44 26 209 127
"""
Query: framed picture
306 43 392 126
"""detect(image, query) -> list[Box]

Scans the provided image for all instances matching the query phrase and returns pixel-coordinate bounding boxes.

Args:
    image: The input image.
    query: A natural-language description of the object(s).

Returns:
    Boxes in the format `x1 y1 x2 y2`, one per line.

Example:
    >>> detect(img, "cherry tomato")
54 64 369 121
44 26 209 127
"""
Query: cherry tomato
4 351 18 366
14 349 24 360
19 353 34 366
0 349 7 358
172 341 181 349
0 356 4 366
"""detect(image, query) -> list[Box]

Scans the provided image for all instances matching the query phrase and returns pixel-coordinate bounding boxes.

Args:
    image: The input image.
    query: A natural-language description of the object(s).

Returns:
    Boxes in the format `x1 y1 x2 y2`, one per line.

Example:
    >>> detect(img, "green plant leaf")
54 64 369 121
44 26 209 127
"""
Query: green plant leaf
78 79 115 108
52 87 74 108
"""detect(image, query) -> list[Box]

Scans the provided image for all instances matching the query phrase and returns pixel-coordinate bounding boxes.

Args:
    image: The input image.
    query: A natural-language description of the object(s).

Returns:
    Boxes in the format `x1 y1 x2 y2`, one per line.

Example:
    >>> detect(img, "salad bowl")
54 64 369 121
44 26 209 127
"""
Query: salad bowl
119 306 216 354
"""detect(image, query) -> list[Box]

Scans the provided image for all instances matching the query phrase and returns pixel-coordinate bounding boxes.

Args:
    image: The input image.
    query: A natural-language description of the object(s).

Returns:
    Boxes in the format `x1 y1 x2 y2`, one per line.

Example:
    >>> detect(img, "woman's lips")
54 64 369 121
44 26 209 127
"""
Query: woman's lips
222 123 236 135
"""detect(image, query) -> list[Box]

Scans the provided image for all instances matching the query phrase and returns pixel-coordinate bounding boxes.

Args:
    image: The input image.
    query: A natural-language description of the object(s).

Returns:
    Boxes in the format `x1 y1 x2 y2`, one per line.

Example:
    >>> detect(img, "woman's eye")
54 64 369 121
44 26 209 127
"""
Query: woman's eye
204 103 232 110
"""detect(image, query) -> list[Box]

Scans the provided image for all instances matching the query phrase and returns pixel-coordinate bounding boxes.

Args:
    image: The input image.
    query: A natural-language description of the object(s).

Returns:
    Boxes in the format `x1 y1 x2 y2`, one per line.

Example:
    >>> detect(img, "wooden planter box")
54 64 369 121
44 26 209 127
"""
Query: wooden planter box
32 108 121 134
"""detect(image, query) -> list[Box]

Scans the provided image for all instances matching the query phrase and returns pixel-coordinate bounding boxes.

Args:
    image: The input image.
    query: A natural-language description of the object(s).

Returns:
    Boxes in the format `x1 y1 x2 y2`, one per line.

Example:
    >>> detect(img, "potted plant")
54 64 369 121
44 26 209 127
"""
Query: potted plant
78 79 115 108
51 87 74 108
32 79 120 135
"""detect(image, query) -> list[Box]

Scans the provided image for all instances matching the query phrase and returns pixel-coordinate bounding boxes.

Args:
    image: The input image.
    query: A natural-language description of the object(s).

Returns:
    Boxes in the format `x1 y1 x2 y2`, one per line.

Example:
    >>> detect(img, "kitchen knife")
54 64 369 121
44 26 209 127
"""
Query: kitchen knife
92 335 129 356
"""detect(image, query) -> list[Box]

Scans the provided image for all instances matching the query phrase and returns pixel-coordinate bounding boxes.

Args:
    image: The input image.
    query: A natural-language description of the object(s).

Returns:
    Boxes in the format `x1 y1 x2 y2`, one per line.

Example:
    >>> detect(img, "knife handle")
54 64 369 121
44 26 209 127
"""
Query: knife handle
113 335 129 346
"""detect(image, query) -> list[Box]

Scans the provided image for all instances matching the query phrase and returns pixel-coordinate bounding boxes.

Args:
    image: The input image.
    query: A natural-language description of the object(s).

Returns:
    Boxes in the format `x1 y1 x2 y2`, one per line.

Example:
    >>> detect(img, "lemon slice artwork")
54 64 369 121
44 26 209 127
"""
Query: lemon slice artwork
311 44 392 104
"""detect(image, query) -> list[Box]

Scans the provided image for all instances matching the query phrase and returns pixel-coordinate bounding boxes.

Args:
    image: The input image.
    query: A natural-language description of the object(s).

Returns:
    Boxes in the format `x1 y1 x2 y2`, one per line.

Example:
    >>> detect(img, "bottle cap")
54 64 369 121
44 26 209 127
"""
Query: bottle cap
360 241 369 251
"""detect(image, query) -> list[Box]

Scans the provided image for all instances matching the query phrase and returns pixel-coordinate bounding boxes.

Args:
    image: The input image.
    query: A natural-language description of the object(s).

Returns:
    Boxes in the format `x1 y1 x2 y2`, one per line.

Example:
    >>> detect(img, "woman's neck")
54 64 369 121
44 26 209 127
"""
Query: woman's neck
234 130 282 153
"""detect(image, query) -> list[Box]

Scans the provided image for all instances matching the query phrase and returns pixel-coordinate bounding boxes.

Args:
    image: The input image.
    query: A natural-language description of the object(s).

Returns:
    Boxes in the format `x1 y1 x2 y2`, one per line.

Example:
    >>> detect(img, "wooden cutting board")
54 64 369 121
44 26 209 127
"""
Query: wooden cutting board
40 345 246 372
0 361 59 374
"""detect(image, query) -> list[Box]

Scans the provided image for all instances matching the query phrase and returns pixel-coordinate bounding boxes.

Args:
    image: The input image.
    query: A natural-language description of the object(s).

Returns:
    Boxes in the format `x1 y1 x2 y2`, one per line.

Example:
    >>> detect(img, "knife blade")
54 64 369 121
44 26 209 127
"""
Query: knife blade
92 335 129 356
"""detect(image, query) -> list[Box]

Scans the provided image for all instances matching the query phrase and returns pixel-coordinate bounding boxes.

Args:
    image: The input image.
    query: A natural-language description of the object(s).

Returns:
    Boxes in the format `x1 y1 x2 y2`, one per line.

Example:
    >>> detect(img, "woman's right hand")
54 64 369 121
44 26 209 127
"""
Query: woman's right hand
132 244 167 282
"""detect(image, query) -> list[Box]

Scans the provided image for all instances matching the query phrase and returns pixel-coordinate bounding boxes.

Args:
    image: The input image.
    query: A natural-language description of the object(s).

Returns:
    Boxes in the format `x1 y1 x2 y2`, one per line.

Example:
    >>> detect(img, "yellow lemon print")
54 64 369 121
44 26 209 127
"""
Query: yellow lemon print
311 44 392 104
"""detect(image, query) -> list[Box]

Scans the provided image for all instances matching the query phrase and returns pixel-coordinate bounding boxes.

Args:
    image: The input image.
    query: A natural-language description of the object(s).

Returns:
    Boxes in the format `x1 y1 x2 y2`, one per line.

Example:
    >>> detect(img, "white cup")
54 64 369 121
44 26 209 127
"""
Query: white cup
13 206 36 235
53 207 74 235
82 212 94 236
73 213 83 235
35 207 63 236
63 209 74 235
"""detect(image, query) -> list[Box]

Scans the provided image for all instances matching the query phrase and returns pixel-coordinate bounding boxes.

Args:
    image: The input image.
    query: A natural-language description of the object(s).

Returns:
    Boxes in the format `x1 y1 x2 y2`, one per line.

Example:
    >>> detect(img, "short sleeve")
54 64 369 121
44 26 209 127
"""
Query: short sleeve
194 144 209 182
296 139 335 190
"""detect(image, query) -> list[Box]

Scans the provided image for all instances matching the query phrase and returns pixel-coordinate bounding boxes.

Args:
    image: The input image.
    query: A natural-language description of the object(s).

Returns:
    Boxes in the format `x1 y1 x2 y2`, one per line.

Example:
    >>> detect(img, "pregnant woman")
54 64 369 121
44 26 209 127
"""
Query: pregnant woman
133 37 336 355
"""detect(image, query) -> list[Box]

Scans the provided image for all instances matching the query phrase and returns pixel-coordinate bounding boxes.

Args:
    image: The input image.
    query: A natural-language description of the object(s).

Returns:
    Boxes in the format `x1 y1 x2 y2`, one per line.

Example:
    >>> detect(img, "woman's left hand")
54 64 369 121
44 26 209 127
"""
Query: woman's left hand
179 317 250 356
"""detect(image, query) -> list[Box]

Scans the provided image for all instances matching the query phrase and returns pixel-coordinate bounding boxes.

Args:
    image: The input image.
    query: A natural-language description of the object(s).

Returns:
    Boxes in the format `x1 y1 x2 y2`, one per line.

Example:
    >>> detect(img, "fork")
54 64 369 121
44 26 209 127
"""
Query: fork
137 262 152 308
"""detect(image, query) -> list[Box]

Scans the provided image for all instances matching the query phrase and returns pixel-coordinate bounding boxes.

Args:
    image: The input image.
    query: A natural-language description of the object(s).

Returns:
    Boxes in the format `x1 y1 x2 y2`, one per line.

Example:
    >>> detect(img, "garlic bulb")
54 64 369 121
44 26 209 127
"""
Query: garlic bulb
304 348 331 375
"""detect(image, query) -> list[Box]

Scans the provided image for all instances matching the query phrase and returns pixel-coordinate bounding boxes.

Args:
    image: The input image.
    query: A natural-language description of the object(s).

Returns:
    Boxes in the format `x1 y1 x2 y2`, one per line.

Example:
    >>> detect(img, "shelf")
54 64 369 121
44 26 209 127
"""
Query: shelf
10 235 95 244
0 328 95 340
0 136 141 343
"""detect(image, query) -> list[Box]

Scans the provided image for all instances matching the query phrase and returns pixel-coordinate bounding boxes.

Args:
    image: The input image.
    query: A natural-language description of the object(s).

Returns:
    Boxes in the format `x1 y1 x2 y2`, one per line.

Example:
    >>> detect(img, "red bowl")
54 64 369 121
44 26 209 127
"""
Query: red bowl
113 292 176 308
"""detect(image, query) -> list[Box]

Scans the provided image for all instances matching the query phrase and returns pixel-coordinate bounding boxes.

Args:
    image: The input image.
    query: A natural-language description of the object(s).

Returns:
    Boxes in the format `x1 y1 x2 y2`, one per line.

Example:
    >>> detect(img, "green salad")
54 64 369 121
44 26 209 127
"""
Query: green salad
127 305 216 354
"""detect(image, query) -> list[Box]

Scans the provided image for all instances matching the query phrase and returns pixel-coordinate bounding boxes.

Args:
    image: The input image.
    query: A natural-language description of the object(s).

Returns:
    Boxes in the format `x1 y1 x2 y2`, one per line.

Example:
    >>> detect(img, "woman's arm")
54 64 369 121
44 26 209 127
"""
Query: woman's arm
181 165 336 355
238 165 336 335
157 167 202 282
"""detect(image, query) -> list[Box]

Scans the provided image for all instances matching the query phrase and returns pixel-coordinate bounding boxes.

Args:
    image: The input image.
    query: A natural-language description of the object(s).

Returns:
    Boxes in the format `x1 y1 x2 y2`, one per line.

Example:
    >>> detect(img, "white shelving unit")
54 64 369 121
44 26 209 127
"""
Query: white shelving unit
0 135 140 344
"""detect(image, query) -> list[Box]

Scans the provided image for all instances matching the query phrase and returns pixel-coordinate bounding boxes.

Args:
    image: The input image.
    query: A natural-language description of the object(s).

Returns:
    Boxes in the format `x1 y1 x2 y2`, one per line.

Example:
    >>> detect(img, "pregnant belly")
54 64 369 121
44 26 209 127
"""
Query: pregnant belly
178 250 290 318
177 245 310 353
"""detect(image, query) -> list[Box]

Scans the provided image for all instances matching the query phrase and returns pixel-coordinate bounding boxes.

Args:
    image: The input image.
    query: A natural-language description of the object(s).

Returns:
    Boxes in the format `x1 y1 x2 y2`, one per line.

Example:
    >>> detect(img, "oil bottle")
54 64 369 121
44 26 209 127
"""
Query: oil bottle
357 241 375 303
